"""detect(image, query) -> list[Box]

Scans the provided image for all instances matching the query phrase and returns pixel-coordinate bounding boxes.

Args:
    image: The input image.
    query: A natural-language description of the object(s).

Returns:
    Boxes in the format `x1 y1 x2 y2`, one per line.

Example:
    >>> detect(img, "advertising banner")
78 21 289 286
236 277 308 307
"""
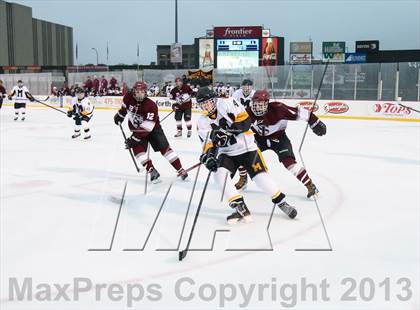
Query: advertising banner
290 42 313 64
198 39 214 69
170 43 182 63
356 40 379 53
213 26 262 38
345 52 367 64
290 54 312 64
322 41 346 63
5 96 420 121
261 37 278 66
187 69 213 84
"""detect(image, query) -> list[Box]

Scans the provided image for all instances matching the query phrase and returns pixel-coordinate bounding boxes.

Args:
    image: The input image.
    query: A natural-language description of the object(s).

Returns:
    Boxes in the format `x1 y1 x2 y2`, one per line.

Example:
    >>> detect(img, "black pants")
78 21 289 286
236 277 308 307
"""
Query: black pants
135 126 170 152
255 133 296 162
14 102 26 109
0 98 3 109
219 150 268 179
174 108 192 122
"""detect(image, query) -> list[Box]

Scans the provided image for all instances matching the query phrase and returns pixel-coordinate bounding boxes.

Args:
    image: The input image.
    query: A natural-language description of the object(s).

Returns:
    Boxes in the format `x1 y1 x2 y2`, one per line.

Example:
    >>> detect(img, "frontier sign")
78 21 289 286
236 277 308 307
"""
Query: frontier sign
214 26 262 38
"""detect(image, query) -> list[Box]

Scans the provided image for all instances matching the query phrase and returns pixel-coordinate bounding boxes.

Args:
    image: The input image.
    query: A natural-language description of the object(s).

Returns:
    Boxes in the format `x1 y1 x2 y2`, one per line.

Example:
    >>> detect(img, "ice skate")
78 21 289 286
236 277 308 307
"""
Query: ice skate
13 116 18 121
177 168 189 181
83 135 91 140
187 130 192 138
174 130 182 138
306 181 319 199
149 167 161 184
278 200 297 219
227 198 252 225
72 132 81 139
21 117 25 121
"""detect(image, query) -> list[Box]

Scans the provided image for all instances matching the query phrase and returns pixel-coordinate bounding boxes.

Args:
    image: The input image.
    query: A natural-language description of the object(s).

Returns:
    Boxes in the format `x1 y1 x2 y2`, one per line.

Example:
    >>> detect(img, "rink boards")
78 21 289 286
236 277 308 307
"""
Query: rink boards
3 96 420 122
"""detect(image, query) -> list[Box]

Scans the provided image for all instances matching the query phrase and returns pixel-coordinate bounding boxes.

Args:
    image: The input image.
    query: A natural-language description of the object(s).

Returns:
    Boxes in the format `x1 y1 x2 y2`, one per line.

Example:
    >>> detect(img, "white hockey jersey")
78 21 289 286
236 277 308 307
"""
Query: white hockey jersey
197 98 258 157
71 97 94 118
232 88 256 108
11 85 30 103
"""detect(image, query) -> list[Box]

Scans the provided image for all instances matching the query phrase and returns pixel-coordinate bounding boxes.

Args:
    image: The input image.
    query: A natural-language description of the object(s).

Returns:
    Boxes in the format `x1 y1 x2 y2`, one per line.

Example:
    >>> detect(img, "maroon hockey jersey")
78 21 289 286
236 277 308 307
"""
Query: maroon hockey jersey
247 102 318 139
170 84 193 110
118 92 161 139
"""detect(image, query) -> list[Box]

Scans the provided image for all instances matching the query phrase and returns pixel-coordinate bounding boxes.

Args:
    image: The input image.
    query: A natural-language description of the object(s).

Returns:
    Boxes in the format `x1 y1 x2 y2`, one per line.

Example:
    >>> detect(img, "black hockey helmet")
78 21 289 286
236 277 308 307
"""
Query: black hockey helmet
75 87 84 94
241 79 253 86
196 87 217 115
196 86 216 104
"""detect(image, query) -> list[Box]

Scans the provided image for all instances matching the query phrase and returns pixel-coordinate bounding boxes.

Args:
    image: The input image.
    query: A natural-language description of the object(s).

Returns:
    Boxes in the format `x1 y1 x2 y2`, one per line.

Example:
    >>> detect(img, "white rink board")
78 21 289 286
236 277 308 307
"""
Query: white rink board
0 104 419 309
3 96 420 122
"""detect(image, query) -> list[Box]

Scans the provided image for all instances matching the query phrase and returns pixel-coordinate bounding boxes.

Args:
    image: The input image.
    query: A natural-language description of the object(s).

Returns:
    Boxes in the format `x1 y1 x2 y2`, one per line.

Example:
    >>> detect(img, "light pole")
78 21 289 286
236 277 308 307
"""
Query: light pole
175 0 178 44
91 47 99 66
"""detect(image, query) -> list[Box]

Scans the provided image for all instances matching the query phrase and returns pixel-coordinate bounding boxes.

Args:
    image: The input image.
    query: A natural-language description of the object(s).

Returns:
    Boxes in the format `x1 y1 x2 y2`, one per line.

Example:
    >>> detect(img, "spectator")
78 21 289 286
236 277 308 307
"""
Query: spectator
100 75 108 96
92 75 100 96
84 76 93 93
110 75 118 90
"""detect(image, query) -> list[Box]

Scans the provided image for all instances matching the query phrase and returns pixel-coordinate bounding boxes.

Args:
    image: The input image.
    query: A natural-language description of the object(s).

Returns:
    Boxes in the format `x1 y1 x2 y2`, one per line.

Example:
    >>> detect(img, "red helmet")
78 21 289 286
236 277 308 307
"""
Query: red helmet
252 89 270 102
132 81 148 101
251 89 270 116
133 81 147 92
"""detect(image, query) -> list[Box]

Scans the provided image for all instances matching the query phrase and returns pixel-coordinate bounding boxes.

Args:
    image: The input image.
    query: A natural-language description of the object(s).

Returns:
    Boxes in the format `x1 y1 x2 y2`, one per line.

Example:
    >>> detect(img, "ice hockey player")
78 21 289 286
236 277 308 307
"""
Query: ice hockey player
0 80 6 109
67 87 94 140
170 77 193 138
114 81 188 183
8 80 35 121
231 79 256 190
246 89 327 198
196 87 297 224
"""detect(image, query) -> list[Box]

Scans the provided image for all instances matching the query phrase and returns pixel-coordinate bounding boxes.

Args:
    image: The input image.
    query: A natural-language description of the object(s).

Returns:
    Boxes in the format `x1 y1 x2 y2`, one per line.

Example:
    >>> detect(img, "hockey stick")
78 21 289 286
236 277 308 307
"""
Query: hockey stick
179 168 212 261
298 61 330 152
119 124 141 173
398 103 420 113
160 110 175 123
33 97 66 115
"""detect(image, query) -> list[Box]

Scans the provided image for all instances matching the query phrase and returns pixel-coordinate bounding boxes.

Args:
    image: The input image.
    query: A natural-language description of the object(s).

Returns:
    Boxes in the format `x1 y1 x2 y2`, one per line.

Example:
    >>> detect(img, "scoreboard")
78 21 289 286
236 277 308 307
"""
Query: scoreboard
216 39 259 51
216 38 260 70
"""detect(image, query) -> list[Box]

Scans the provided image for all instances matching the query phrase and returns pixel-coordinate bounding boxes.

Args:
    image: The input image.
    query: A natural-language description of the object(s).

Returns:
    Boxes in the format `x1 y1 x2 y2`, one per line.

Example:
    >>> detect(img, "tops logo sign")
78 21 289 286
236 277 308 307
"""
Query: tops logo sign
373 103 411 115
214 26 263 38
324 102 349 114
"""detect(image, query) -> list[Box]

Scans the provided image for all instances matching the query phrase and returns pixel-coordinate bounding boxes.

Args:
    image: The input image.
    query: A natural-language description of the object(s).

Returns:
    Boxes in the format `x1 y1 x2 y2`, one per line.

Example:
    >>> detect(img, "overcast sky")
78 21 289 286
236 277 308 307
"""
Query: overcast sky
10 0 420 65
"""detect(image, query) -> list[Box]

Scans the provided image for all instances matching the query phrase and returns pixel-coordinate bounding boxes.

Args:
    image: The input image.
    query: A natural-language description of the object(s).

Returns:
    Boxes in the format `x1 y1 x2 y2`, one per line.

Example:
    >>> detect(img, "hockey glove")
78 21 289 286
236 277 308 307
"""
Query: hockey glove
310 119 327 136
125 136 141 149
67 110 74 118
204 148 219 172
114 113 125 125
172 103 180 111
8 96 12 101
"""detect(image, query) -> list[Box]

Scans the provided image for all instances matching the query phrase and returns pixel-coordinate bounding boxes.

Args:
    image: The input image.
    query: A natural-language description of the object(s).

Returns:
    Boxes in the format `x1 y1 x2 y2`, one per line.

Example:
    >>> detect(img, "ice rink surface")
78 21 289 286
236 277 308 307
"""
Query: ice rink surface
1 105 419 309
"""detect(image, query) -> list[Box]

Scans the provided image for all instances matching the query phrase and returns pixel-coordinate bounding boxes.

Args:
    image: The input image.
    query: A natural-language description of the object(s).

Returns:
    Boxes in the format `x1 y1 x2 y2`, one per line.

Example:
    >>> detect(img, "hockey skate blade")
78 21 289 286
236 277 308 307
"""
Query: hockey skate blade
227 215 253 226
